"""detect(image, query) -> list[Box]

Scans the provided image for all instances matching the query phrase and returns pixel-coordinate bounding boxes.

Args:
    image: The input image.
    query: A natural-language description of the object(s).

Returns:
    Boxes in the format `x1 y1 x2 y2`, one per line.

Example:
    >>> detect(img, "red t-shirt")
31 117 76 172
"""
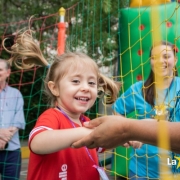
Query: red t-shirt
27 108 100 180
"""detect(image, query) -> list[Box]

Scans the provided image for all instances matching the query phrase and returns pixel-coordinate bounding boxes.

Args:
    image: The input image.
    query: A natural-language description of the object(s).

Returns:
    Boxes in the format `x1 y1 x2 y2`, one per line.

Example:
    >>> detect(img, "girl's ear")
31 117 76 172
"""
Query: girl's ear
48 81 59 96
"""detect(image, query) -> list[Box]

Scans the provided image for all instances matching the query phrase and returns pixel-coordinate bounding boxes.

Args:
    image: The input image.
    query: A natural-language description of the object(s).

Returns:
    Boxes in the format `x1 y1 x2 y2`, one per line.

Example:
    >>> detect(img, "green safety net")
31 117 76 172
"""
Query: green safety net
0 1 180 179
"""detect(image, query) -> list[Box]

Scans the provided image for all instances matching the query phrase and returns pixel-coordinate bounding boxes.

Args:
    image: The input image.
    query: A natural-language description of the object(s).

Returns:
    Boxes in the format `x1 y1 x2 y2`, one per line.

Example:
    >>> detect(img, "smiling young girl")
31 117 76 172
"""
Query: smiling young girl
5 30 120 180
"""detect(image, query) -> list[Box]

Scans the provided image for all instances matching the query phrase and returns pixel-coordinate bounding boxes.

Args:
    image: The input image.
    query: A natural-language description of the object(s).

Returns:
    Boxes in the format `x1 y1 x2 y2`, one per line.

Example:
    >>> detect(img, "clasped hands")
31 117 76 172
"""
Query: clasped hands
71 116 143 149
0 128 14 150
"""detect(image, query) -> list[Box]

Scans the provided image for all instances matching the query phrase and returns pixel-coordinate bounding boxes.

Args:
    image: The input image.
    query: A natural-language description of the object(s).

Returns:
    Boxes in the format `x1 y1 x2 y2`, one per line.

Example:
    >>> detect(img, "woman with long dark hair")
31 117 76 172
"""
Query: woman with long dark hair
112 41 180 179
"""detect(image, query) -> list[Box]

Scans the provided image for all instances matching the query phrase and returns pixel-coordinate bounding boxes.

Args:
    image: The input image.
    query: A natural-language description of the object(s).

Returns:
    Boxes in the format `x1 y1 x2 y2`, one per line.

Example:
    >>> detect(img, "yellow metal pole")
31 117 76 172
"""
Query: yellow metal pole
151 3 174 180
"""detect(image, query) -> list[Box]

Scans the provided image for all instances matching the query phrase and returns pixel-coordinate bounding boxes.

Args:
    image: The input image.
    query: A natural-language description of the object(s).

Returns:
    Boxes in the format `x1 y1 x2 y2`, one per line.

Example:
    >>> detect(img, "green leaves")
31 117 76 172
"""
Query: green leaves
103 0 112 14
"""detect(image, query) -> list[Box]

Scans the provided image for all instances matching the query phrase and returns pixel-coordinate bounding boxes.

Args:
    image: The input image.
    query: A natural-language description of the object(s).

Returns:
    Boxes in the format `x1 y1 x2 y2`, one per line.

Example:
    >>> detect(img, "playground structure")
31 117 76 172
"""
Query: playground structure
114 1 180 179
0 0 180 179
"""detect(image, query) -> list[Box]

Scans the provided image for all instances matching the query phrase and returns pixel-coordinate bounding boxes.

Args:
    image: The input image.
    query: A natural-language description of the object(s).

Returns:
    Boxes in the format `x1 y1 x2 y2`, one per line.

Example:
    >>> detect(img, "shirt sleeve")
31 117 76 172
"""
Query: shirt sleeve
28 109 61 143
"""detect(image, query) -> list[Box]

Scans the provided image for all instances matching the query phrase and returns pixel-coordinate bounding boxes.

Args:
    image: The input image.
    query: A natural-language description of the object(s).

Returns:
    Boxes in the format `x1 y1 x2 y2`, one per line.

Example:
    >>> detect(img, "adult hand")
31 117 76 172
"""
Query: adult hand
0 139 8 150
71 116 129 149
0 128 13 142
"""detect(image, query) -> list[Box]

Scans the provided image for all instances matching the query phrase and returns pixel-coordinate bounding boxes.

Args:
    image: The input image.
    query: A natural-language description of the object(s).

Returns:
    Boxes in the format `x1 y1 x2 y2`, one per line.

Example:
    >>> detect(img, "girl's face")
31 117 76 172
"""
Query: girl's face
150 45 177 78
54 63 98 117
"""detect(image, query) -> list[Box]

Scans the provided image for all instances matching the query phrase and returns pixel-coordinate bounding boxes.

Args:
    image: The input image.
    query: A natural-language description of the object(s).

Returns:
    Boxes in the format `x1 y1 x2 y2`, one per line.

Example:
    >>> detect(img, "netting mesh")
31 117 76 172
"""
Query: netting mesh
0 0 180 179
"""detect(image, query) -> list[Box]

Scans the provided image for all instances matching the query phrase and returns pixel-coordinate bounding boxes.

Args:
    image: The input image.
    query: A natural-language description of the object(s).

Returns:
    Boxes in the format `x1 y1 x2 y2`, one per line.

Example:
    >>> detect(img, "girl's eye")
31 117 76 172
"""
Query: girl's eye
72 80 80 83
89 82 96 85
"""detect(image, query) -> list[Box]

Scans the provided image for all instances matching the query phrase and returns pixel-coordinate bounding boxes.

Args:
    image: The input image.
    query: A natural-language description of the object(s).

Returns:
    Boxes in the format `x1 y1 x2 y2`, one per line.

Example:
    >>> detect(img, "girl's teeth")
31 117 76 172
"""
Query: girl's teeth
77 97 88 101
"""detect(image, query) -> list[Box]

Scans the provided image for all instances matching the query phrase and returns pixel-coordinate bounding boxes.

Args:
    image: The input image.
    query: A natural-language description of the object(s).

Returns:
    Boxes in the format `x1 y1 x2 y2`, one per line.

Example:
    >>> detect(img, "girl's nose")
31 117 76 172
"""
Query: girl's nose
80 83 89 92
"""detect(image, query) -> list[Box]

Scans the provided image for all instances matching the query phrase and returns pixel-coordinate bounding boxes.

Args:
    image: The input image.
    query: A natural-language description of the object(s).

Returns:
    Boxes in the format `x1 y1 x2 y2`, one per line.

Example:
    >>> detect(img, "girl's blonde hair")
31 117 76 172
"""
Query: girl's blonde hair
3 29 121 106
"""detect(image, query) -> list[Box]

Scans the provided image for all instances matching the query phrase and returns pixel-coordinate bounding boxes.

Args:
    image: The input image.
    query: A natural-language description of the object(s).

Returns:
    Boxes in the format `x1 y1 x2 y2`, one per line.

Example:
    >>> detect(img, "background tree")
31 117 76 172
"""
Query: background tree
0 0 129 136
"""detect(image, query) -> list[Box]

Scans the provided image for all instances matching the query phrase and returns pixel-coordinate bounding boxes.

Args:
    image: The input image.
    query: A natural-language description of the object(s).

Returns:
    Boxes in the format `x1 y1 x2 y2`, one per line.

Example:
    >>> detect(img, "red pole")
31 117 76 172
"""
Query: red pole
57 7 66 55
